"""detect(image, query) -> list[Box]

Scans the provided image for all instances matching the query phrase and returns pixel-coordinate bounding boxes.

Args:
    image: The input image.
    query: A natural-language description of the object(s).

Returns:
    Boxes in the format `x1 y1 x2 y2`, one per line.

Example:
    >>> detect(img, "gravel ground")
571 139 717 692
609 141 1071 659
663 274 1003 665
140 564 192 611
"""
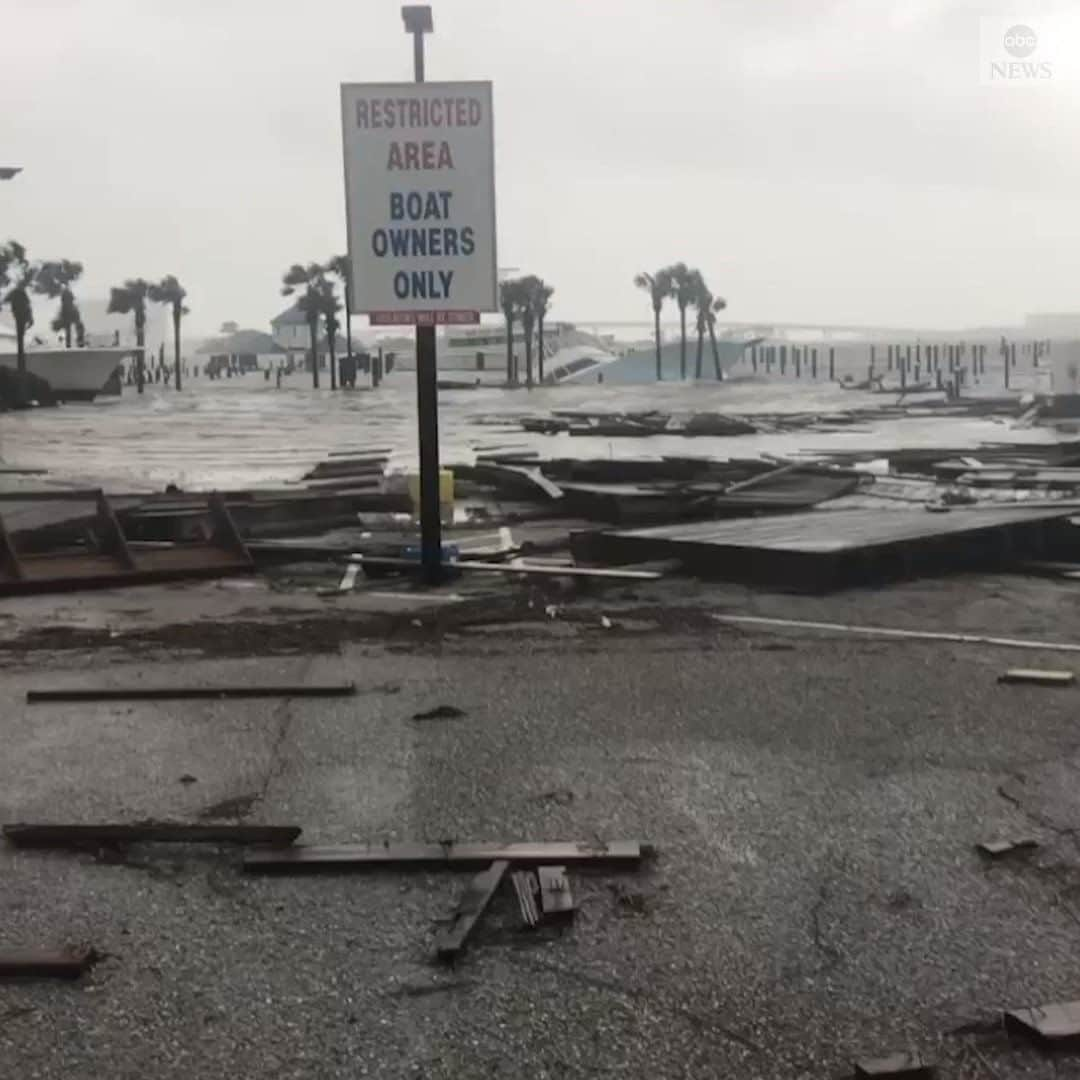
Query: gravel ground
4 574 1080 1077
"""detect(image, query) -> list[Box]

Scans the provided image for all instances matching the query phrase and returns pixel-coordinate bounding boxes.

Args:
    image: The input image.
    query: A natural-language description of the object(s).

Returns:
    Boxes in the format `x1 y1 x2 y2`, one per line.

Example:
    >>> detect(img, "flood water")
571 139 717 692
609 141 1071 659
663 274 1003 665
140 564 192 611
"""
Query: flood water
0 365 1060 493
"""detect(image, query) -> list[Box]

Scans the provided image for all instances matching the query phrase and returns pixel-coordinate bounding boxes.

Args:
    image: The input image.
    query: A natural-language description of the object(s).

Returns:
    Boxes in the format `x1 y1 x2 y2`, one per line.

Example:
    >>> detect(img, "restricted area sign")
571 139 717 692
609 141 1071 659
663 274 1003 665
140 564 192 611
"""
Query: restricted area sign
340 81 497 325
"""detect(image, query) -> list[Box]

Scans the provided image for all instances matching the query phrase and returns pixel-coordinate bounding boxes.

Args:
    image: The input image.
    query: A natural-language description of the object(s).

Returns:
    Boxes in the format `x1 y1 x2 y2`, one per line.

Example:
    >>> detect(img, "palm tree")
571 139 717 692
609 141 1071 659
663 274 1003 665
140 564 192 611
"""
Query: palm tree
707 296 727 380
34 259 83 348
281 262 327 388
149 275 188 391
633 268 673 381
319 280 341 390
1 242 34 375
326 255 353 387
691 273 711 379
665 263 699 380
517 275 544 389
499 278 522 385
107 278 151 393
531 279 554 384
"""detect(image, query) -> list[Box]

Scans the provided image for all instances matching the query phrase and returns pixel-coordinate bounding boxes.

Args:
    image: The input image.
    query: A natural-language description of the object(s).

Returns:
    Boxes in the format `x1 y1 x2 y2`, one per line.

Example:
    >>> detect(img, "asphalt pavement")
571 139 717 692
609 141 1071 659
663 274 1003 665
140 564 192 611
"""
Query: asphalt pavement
3 574 1080 1077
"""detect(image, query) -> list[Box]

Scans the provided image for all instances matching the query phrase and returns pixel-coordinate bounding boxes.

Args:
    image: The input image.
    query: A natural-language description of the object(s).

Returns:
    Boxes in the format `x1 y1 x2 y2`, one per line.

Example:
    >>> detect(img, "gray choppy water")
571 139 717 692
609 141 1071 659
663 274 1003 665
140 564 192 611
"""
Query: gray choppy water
0 370 1060 492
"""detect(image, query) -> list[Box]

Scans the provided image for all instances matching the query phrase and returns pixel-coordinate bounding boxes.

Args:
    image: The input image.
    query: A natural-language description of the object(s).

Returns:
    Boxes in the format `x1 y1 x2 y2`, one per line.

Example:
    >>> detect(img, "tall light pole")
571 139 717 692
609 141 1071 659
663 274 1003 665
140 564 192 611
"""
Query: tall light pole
401 4 442 585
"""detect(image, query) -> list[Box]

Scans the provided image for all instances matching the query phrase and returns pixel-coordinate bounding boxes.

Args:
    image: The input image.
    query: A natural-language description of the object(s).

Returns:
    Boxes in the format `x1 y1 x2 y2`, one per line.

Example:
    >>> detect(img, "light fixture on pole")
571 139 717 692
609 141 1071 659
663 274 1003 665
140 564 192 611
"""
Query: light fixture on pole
0 168 22 181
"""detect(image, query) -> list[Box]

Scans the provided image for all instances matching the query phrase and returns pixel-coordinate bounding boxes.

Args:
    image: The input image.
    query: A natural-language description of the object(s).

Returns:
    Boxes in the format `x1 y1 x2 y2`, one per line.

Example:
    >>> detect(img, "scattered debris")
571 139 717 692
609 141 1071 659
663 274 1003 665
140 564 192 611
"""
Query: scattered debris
4 822 301 849
0 491 253 596
600 615 613 629
712 614 1080 654
537 865 576 922
573 506 1078 589
998 669 1075 687
26 683 356 703
0 947 100 980
435 859 510 964
976 838 1039 859
244 840 647 873
511 870 541 928
412 704 467 721
853 1054 935 1078
1004 1000 1080 1048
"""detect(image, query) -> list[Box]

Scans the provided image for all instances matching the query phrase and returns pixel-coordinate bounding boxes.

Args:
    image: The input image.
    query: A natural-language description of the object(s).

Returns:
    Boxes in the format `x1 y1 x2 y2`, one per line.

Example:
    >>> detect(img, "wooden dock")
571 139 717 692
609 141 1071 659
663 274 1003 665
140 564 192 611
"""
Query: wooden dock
572 505 1080 589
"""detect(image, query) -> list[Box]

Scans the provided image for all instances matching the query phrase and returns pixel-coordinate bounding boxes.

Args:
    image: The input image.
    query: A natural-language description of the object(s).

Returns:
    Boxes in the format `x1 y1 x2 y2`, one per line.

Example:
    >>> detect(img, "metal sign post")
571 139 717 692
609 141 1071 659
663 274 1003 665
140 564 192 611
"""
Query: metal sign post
340 7 497 586
404 5 441 584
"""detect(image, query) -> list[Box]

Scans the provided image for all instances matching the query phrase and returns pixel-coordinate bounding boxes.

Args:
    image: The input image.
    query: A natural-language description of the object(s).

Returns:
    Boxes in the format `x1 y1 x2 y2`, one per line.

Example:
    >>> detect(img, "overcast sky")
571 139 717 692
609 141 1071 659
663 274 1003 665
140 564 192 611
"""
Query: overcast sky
5 0 1080 336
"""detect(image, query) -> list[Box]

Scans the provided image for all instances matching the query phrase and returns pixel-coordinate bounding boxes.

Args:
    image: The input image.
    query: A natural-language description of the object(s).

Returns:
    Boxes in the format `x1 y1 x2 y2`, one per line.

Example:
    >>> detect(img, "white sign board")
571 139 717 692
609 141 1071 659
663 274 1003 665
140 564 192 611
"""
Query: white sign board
340 81 496 325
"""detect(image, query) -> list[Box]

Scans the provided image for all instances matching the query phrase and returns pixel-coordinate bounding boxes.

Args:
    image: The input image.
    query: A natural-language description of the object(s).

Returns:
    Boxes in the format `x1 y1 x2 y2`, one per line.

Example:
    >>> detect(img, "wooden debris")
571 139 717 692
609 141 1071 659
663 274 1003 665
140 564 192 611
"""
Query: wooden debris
854 1054 935 1078
26 684 356 703
244 840 646 874
4 823 301 849
998 669 1075 687
412 704 467 721
511 870 541 928
1004 1000 1080 1048
976 839 1039 858
0 948 99 980
435 859 509 964
713 614 1080 654
537 865 576 921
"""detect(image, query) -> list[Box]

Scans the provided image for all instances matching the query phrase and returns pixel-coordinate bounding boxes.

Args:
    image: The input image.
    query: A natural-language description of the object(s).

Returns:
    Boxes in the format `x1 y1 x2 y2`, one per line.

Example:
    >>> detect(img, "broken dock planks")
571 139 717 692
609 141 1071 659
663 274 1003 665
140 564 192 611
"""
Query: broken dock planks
434 860 510 964
243 840 645 874
26 684 356 704
573 505 1078 589
4 823 301 849
998 669 1075 687
0 948 99 980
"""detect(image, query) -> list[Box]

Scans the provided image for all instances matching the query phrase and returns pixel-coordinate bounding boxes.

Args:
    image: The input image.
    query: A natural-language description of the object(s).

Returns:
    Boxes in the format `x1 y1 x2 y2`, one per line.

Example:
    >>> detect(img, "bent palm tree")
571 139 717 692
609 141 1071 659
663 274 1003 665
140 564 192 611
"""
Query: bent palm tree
149 275 188 391
532 279 554 384
691 273 711 379
281 262 328 389
633 269 672 382
34 259 83 348
326 255 353 388
517 275 543 389
107 278 151 393
666 263 697 381
707 296 727 380
1 241 33 375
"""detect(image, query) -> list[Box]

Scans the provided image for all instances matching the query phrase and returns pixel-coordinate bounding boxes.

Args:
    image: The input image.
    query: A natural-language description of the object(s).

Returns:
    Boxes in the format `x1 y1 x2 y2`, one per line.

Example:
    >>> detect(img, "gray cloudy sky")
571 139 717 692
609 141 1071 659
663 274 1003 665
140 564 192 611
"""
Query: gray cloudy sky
5 0 1080 336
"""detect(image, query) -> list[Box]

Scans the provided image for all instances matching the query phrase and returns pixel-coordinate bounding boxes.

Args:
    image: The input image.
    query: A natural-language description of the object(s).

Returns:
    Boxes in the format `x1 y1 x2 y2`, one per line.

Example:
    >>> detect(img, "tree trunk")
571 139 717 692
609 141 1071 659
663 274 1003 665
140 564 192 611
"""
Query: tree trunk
309 317 320 388
523 317 534 389
135 318 145 394
707 319 723 381
173 307 183 391
694 320 704 379
679 305 687 380
537 316 545 383
653 307 662 381
64 319 72 349
328 326 337 390
15 324 26 376
344 301 353 373
505 315 514 385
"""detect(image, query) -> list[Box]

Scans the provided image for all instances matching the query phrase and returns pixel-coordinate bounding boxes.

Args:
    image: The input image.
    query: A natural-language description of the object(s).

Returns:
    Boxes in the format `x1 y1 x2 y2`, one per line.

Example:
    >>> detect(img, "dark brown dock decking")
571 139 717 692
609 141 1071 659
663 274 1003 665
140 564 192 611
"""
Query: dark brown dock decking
572 505 1080 589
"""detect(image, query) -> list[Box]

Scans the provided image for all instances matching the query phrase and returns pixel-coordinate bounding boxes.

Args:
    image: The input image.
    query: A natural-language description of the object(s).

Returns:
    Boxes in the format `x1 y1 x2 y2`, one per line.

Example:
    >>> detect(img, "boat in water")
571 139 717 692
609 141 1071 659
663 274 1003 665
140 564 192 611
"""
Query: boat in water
389 321 754 386
0 325 133 401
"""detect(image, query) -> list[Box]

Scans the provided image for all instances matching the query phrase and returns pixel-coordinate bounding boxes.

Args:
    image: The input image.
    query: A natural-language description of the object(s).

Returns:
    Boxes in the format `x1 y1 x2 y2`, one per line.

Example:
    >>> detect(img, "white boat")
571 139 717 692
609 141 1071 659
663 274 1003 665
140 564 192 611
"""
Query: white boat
390 321 622 386
0 323 131 400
